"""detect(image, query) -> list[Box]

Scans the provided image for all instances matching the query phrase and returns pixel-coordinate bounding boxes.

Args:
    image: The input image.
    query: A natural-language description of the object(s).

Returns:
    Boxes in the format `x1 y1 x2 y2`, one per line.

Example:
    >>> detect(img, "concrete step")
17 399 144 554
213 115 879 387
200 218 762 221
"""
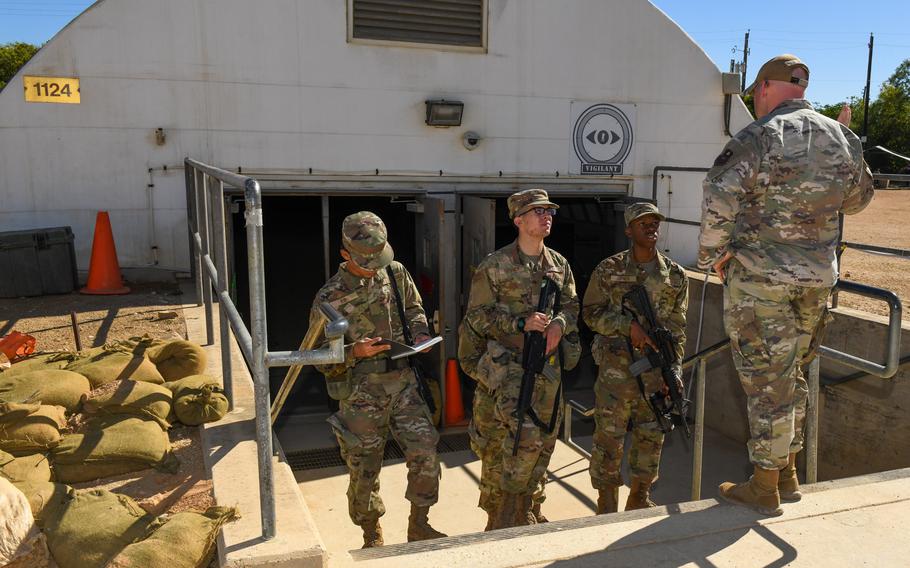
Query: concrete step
345 468 910 567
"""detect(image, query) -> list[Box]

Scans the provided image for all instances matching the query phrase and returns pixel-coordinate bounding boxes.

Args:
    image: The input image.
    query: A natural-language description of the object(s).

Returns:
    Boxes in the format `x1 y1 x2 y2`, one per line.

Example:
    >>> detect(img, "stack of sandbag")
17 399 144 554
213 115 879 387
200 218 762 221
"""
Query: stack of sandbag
107 506 238 568
0 402 67 456
0 449 52 484
0 477 50 568
0 352 73 379
51 415 178 483
165 375 228 426
146 339 207 381
0 369 91 413
64 344 164 388
80 379 173 429
43 488 156 568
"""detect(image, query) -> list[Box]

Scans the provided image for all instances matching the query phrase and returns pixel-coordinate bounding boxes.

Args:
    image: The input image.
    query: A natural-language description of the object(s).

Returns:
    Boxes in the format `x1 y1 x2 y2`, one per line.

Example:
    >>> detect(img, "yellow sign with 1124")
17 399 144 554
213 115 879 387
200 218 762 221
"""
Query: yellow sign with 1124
24 76 81 104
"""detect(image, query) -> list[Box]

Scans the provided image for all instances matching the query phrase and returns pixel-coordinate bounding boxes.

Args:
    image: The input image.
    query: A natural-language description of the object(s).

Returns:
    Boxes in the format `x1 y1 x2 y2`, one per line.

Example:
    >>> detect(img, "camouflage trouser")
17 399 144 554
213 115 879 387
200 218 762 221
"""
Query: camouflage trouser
469 384 556 513
724 259 830 470
590 341 665 489
327 368 441 525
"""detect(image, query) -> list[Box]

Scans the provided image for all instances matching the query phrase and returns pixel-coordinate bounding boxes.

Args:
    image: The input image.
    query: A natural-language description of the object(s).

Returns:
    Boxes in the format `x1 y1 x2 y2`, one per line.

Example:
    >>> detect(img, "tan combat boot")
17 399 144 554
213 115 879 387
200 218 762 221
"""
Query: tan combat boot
407 504 448 542
531 502 549 523
778 453 802 502
718 465 783 516
360 520 383 548
625 477 657 511
596 486 620 514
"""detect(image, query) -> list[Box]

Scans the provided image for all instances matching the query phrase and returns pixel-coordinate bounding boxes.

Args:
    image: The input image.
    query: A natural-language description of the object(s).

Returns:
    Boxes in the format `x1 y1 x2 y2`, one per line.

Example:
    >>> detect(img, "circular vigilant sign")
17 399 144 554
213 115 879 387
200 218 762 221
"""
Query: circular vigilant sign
572 104 633 167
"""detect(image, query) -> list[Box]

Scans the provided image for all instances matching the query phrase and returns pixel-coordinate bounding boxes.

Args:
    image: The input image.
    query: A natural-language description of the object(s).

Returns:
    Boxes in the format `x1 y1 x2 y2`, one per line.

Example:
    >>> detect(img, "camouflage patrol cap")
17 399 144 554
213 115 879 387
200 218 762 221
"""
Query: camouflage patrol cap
341 211 394 270
624 202 665 226
744 54 810 95
507 189 559 219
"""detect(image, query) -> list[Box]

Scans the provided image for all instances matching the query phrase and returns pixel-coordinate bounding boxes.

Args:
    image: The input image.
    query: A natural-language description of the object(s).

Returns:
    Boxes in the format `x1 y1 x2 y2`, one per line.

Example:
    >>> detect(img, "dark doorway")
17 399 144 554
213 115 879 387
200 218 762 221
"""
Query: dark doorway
231 195 417 418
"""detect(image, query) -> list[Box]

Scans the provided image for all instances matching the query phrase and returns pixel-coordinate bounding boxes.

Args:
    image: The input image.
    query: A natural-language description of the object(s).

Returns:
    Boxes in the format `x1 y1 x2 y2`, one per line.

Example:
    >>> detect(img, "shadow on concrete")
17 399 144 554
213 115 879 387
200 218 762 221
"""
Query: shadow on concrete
543 503 798 568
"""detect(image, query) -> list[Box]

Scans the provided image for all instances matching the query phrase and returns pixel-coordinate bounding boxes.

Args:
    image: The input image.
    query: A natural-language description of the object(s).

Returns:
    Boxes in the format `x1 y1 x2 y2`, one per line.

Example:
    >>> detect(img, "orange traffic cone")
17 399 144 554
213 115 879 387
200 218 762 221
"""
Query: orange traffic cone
444 358 466 426
81 211 130 295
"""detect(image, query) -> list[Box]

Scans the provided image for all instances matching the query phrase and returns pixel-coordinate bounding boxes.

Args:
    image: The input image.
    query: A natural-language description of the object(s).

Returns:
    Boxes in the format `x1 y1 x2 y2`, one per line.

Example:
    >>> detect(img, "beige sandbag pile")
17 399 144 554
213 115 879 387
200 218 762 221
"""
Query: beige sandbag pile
0 353 73 379
80 380 172 429
0 477 50 568
107 506 238 568
0 369 91 412
51 416 178 483
64 345 163 388
0 449 52 483
165 375 228 426
0 402 67 455
43 488 156 568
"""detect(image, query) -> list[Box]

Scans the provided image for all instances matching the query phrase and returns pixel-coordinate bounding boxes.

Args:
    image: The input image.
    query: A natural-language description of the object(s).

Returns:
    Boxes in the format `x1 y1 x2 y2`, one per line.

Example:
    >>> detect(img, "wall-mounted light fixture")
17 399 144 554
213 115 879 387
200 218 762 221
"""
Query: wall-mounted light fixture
425 99 464 127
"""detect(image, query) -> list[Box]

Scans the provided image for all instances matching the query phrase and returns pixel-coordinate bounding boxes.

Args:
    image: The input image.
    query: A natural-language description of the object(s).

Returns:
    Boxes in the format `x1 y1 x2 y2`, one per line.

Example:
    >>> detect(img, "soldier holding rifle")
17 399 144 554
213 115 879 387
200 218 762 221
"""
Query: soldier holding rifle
583 202 688 514
458 189 579 529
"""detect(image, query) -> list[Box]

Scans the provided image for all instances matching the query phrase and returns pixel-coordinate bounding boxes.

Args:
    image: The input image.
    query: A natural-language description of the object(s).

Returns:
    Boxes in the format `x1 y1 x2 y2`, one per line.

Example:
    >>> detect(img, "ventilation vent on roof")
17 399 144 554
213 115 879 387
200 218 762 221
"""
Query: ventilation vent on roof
350 0 486 49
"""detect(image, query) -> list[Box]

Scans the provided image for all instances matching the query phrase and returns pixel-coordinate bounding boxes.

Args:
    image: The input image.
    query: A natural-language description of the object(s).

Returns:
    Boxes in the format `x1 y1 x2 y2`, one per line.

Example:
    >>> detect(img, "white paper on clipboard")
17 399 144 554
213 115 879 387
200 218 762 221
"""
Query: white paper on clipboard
378 336 444 360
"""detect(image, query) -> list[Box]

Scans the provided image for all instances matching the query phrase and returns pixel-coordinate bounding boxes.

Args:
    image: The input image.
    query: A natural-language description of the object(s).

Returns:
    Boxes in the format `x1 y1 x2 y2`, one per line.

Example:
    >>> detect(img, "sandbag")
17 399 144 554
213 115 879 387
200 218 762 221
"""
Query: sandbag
147 340 207 381
44 488 155 568
0 402 67 455
0 369 91 412
65 347 164 388
166 375 228 426
0 476 48 568
107 506 239 568
81 380 172 428
11 480 72 528
0 353 74 378
51 416 177 483
0 449 52 483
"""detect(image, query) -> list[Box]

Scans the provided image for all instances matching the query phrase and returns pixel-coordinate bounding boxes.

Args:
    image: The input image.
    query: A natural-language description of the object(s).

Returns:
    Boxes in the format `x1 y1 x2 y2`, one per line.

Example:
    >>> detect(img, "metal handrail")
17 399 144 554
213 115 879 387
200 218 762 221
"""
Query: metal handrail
185 158 348 541
562 278 903 500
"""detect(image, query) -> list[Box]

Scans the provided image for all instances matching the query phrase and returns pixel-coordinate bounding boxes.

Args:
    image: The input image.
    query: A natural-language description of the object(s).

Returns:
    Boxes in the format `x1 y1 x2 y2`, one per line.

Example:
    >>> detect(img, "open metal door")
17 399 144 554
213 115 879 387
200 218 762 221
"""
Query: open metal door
414 195 456 423
461 196 496 313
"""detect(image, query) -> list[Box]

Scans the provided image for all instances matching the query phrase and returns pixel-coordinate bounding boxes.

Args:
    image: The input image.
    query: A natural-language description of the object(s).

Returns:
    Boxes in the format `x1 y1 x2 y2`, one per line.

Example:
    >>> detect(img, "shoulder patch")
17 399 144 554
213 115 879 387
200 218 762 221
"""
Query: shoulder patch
713 149 734 167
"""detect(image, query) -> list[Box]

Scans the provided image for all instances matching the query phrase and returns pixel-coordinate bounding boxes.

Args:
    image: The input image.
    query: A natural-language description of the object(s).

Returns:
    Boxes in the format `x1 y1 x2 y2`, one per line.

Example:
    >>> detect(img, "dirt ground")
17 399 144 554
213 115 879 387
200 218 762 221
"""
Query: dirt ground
839 190 910 321
0 279 215 516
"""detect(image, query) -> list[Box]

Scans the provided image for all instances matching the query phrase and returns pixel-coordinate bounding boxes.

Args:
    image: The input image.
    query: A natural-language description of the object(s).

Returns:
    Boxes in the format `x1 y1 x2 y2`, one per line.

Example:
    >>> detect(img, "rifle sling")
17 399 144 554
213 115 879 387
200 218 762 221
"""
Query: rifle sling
385 266 434 411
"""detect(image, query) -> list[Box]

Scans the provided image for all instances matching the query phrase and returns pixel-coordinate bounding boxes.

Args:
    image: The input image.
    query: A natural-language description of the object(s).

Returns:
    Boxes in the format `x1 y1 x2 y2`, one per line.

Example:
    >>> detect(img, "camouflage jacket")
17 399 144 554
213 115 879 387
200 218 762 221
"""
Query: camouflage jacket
583 250 688 368
309 261 429 380
458 241 579 380
698 99 874 287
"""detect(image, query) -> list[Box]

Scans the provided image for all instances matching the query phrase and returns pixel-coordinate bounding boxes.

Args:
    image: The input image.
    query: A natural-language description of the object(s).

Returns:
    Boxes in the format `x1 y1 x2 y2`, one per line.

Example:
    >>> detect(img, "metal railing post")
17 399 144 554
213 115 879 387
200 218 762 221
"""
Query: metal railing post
806 357 820 484
198 175 215 345
192 169 205 307
244 179 276 540
691 357 707 500
210 180 234 410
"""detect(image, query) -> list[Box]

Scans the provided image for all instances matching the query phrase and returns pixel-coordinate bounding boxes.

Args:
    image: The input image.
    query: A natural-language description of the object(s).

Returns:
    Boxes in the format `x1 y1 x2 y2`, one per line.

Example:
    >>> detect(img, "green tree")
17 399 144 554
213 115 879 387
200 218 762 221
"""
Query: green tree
0 42 40 91
866 59 910 172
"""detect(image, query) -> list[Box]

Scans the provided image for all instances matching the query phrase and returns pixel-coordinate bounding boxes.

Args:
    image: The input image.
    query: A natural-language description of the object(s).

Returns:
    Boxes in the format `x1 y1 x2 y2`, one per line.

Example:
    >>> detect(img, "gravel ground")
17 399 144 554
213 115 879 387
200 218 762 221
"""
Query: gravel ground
840 190 910 321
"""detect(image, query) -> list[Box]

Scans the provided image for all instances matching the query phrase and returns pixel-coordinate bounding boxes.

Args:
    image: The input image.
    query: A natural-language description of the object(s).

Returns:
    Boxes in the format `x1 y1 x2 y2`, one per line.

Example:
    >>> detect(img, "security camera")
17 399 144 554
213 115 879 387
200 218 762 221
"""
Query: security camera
462 131 482 150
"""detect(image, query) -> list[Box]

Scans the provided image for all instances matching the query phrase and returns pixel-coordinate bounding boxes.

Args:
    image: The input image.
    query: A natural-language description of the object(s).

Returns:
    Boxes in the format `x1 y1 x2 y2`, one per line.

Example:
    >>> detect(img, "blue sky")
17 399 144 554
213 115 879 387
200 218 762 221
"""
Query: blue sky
2 0 907 105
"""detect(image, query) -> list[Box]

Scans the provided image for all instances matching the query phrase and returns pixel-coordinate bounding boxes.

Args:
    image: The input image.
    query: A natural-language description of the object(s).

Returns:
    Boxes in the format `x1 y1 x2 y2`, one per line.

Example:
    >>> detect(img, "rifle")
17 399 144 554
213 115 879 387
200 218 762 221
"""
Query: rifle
623 284 691 439
386 266 436 415
512 277 560 456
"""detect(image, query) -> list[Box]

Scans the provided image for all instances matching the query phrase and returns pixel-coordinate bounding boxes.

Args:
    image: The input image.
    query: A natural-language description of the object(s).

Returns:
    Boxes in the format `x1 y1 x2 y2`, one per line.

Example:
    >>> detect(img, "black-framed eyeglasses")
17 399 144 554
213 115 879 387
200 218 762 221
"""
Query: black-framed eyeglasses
527 207 557 217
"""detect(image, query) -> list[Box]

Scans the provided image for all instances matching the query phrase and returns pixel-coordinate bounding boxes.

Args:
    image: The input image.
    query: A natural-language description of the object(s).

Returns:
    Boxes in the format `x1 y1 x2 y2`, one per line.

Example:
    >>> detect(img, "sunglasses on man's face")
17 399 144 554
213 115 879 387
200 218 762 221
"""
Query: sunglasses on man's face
526 207 557 217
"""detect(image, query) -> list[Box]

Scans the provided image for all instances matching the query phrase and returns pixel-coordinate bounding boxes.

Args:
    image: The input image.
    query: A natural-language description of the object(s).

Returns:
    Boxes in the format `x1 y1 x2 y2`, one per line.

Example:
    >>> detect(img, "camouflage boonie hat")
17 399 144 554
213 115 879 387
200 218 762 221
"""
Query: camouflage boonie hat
744 54 809 95
342 211 394 270
624 202 665 226
507 189 559 219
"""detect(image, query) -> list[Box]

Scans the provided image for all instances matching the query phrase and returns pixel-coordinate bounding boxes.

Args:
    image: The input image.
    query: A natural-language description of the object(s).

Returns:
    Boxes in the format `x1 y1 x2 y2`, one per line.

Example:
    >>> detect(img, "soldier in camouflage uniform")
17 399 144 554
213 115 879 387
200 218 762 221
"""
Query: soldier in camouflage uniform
583 202 688 514
458 189 579 530
309 211 446 547
698 55 874 516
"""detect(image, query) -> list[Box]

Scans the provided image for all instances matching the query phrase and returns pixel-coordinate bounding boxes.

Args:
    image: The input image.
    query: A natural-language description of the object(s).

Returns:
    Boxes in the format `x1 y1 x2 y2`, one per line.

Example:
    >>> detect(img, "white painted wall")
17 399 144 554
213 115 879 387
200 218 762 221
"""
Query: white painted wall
0 0 753 271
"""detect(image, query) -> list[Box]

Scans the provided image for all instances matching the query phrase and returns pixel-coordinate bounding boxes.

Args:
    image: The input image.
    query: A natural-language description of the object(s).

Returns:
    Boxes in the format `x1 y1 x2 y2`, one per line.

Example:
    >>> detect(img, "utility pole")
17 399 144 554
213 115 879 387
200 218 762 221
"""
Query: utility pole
862 32 874 141
741 30 750 92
